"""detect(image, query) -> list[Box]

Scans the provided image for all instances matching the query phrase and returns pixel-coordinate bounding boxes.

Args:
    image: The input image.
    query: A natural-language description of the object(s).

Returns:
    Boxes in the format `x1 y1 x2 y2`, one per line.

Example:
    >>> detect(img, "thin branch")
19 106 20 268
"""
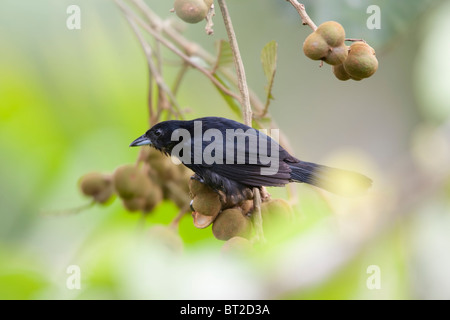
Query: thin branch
124 0 297 208
172 62 189 96
154 33 168 122
122 0 241 103
147 75 154 125
286 0 317 31
129 0 278 127
217 0 252 126
345 38 366 43
261 98 271 119
117 1 155 124
41 200 95 217
252 187 266 243
205 4 215 35
117 2 184 120
169 204 190 230
217 0 267 243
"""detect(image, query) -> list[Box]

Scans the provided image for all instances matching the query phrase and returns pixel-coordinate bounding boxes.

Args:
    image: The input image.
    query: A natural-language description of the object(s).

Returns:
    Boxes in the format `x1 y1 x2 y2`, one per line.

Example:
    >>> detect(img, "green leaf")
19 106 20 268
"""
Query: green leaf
260 40 278 115
210 41 241 119
212 73 242 118
213 40 233 72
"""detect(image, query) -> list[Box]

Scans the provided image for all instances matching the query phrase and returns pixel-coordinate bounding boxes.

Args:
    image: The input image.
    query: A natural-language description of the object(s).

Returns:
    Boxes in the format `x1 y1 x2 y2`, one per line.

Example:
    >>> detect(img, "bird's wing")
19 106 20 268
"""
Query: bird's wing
208 162 291 187
198 129 292 187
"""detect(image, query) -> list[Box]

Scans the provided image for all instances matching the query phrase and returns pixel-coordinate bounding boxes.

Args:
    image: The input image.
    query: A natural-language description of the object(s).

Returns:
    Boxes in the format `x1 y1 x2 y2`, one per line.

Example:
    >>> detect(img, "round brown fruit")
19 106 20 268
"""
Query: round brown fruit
122 197 145 212
332 63 352 81
212 208 252 241
174 0 208 24
316 21 345 47
147 152 178 182
191 193 221 216
113 164 152 199
80 172 108 196
189 178 214 197
192 211 218 229
324 45 348 66
303 32 329 61
142 185 163 212
79 172 113 204
167 184 190 209
343 42 378 80
176 166 193 193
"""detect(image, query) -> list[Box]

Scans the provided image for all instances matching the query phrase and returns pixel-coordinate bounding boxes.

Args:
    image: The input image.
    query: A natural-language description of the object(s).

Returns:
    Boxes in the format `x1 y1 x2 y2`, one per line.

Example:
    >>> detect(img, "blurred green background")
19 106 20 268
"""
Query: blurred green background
1 0 450 299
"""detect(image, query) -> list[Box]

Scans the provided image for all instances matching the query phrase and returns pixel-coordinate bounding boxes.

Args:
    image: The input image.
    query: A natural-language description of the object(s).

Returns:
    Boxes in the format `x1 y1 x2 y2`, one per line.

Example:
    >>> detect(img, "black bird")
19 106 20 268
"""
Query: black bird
130 117 372 204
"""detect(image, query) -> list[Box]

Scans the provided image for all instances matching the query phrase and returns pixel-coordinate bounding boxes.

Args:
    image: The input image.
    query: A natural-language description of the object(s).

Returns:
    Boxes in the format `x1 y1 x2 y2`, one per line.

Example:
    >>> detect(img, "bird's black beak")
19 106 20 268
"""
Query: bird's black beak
129 134 152 147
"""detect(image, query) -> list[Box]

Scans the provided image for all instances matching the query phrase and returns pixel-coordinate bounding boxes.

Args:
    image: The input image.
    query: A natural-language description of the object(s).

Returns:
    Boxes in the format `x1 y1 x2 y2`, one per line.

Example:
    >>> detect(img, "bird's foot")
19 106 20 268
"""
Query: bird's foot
218 187 254 210
260 187 271 203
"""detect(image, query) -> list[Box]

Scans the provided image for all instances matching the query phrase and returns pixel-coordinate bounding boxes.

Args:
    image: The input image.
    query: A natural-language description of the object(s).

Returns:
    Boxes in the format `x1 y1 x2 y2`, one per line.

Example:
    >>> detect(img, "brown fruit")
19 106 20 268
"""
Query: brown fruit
142 186 163 212
113 164 151 199
136 147 152 163
316 21 345 47
174 0 208 24
176 166 193 193
122 197 145 212
212 208 252 241
79 172 113 204
343 42 378 80
192 211 218 229
221 236 253 256
167 185 190 209
189 178 214 197
203 0 213 8
303 32 329 61
147 152 178 182
324 45 348 66
332 63 351 81
79 172 108 196
191 193 221 216
349 41 373 51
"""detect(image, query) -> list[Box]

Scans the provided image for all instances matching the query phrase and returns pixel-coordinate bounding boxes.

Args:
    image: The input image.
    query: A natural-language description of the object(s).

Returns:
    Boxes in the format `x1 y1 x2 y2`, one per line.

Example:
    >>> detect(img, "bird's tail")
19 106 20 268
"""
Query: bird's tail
288 161 372 196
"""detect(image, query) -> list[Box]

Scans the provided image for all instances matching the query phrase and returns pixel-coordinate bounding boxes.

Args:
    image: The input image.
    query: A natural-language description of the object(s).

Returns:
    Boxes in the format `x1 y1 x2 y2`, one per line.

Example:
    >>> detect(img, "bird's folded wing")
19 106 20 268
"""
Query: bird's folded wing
208 163 291 187
189 126 293 186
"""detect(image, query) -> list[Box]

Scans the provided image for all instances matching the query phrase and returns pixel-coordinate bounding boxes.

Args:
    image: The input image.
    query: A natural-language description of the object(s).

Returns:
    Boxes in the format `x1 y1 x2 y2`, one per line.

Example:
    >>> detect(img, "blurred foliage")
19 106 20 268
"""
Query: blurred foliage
1 0 450 300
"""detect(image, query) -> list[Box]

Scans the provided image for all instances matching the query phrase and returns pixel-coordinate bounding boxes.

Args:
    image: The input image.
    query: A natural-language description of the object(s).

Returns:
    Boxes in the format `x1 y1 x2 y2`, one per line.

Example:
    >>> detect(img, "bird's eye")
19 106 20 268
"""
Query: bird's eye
154 129 162 137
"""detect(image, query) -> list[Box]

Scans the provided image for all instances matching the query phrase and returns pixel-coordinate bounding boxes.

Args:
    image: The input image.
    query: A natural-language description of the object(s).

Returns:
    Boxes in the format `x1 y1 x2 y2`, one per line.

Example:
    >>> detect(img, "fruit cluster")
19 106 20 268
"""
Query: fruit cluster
303 21 378 81
79 148 297 253
79 148 191 213
113 164 162 212
173 0 213 24
79 172 114 205
189 178 294 253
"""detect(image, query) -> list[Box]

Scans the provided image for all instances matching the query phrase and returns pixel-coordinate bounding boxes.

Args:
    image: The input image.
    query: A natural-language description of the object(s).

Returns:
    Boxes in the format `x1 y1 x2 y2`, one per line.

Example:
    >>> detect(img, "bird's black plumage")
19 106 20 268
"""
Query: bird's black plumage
130 117 372 204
